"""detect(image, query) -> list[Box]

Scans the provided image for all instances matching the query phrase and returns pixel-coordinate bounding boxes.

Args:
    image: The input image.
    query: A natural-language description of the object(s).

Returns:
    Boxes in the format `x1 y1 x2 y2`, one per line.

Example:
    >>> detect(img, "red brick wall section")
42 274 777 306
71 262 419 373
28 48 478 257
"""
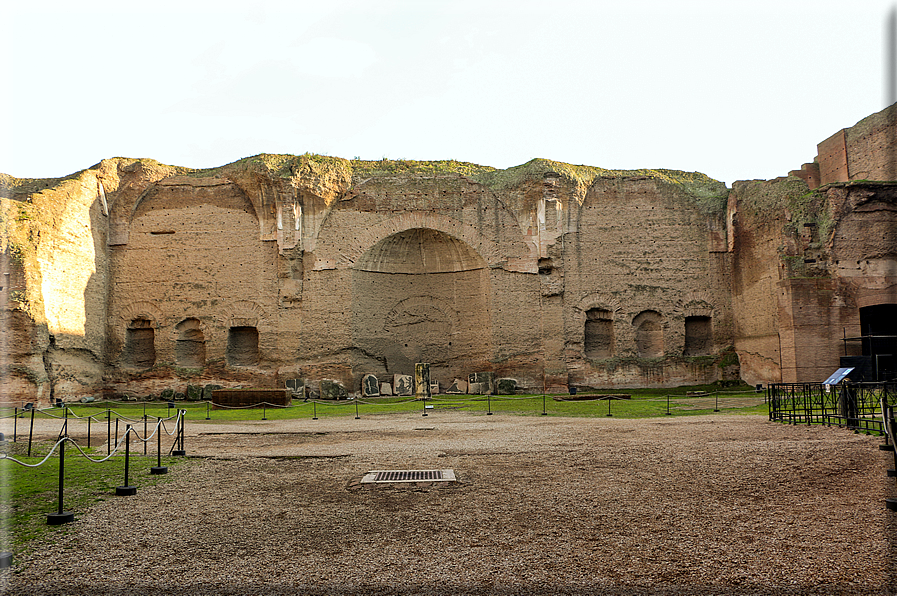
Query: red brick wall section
817 130 849 185
788 163 820 189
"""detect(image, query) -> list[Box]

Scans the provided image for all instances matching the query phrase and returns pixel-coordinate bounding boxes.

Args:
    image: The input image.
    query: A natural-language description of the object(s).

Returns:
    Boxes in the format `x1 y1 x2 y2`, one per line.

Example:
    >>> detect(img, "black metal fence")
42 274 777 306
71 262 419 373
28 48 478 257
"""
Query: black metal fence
768 382 897 435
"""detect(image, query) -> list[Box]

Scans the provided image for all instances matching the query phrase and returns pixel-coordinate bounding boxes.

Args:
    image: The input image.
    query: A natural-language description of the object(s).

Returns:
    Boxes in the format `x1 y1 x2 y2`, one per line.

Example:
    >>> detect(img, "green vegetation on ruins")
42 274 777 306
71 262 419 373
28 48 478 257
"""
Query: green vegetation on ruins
2 153 730 214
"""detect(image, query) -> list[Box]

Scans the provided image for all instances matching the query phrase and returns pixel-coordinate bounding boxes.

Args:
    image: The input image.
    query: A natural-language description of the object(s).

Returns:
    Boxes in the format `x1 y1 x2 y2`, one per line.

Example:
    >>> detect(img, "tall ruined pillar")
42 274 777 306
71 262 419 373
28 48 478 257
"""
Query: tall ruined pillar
414 363 431 400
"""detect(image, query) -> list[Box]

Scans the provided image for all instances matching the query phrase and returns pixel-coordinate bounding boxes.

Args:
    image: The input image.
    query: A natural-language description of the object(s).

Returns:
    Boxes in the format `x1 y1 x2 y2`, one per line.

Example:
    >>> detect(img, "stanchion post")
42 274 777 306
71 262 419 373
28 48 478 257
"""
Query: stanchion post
115 417 119 447
107 409 111 455
13 407 16 443
714 392 720 413
262 403 267 421
666 394 671 416
87 416 91 449
542 393 547 416
313 401 317 420
206 402 210 421
143 414 148 456
487 394 492 415
47 437 74 524
151 417 168 475
172 410 186 456
116 426 137 496
422 396 428 417
355 399 360 420
607 397 612 417
28 407 35 457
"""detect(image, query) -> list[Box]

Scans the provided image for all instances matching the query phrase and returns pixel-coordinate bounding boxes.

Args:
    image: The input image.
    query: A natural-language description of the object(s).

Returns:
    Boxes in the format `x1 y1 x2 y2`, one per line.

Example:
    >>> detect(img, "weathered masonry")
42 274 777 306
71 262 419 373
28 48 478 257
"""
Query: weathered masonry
4 103 897 403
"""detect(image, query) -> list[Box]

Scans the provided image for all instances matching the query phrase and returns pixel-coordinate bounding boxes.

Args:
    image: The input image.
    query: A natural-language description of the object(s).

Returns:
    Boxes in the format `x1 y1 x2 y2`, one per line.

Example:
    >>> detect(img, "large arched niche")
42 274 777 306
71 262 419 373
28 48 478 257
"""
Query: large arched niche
351 228 493 380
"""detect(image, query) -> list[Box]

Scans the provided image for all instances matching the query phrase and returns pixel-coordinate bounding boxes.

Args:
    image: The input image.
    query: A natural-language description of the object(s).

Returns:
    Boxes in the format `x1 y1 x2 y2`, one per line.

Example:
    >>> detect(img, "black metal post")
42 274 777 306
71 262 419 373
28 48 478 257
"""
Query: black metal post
144 414 148 456
487 394 492 415
206 402 210 421
172 411 186 456
107 409 111 455
666 394 671 416
312 400 317 420
542 393 547 416
355 399 360 420
151 417 168 474
116 425 137 496
263 403 267 421
714 392 719 413
115 417 119 448
28 407 35 457
47 437 74 524
13 407 16 443
607 397 612 417
422 396 428 417
87 416 91 449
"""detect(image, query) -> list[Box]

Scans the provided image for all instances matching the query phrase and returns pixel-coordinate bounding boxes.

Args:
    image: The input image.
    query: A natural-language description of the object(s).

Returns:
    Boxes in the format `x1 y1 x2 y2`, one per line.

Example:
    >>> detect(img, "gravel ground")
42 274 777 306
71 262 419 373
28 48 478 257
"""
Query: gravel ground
4 412 896 595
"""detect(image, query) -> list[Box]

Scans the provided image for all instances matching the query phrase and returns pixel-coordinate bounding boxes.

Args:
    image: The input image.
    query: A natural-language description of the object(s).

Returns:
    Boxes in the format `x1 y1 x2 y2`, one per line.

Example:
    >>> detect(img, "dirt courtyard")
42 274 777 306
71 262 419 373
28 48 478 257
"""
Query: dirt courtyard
6 412 897 595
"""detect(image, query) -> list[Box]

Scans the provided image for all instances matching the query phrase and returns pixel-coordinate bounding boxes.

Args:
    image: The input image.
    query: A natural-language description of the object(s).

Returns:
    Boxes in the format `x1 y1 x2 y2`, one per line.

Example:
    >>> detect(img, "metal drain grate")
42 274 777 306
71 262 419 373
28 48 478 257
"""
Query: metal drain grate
361 469 456 484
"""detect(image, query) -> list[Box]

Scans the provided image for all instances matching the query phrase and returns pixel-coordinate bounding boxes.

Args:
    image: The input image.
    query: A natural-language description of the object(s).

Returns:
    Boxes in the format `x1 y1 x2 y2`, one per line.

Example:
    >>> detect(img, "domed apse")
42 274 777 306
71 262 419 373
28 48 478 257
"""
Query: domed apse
354 228 485 274
351 228 492 379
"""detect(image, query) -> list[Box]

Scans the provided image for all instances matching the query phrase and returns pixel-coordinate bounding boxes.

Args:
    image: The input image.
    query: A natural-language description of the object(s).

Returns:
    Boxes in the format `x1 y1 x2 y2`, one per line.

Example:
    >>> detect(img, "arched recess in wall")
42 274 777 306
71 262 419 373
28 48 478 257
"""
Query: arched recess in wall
351 228 493 379
584 308 614 359
175 318 206 368
220 301 264 367
124 318 156 368
633 310 664 358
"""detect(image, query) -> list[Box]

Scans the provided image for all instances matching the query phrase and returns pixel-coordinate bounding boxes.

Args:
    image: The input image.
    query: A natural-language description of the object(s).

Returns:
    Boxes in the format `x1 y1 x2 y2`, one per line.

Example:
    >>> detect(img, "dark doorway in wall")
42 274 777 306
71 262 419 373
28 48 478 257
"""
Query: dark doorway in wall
684 316 712 356
584 308 613 359
125 318 155 368
176 318 206 368
859 304 897 381
227 326 259 366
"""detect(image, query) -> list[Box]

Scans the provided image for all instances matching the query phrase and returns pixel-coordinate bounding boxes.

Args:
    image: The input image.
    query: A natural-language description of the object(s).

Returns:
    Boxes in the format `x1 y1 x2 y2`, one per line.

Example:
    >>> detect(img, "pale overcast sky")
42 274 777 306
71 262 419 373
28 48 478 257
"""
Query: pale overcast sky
2 1 894 185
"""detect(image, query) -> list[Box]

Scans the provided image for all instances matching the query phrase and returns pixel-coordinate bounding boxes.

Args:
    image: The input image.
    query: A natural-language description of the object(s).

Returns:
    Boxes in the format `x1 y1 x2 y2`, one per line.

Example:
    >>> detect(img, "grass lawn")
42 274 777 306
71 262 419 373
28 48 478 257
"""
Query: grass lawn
1 439 190 558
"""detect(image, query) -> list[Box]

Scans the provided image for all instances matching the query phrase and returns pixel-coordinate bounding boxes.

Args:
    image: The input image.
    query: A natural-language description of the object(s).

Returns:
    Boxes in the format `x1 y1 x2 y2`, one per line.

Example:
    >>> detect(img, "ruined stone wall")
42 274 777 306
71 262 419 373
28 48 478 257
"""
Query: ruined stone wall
106 176 281 395
1 168 111 402
817 103 897 185
563 177 734 388
9 115 897 401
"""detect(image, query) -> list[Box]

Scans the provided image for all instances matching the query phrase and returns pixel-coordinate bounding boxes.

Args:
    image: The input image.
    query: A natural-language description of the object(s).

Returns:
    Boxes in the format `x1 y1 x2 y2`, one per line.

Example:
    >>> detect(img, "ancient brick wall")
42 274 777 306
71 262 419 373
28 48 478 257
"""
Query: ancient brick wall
562 177 734 388
817 103 897 185
105 175 281 395
7 109 897 402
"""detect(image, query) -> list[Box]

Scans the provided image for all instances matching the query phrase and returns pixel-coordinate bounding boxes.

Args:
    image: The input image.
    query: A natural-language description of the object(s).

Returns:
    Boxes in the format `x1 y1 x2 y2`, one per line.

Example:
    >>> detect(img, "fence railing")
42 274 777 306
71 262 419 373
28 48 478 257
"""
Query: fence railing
767 381 897 435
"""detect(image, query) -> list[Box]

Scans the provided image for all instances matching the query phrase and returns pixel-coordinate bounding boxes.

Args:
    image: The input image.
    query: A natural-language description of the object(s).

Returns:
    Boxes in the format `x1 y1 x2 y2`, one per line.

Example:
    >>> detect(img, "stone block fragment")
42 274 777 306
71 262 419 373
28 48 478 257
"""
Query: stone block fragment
321 380 348 400
496 378 517 395
362 374 380 397
161 388 174 400
468 372 495 395
393 374 413 396
446 379 468 394
430 380 440 395
380 383 393 396
186 385 202 401
203 384 223 401
284 379 305 399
